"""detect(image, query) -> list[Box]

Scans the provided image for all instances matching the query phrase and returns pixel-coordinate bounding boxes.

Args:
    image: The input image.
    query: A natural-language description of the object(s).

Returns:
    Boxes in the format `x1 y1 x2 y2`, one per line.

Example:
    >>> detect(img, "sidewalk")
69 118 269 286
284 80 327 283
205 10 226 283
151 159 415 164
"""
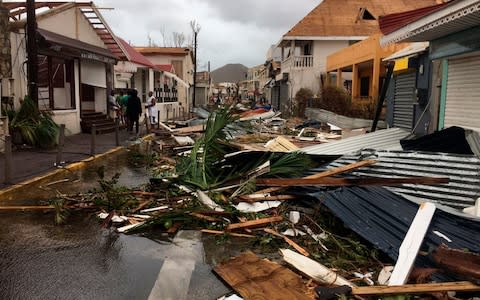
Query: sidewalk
0 130 137 189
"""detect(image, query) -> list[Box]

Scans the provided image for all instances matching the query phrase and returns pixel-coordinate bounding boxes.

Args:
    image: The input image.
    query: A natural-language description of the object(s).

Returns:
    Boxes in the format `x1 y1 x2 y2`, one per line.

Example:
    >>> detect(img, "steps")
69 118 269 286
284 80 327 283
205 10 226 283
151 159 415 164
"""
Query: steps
80 112 117 134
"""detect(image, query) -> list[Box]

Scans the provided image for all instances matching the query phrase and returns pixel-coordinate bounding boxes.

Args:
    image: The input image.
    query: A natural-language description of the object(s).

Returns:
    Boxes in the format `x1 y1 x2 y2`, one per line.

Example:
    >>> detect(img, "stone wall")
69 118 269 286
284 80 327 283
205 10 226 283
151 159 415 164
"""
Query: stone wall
0 2 11 78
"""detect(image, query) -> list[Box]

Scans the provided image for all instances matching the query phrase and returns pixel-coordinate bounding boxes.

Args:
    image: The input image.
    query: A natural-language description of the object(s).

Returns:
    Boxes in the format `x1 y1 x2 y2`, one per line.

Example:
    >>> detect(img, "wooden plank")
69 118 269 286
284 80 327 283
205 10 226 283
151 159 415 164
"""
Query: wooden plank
256 177 449 187
201 229 255 238
389 202 436 285
226 216 283 231
304 160 377 179
172 124 205 134
264 228 309 257
214 251 314 300
281 249 354 287
253 160 376 195
352 281 480 296
238 194 296 203
190 212 220 222
0 206 56 210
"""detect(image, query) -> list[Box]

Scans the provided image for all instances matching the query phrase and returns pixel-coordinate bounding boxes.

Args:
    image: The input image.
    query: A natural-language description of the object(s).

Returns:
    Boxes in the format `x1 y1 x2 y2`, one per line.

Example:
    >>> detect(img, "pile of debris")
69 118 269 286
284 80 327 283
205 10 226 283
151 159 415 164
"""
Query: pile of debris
48 107 480 299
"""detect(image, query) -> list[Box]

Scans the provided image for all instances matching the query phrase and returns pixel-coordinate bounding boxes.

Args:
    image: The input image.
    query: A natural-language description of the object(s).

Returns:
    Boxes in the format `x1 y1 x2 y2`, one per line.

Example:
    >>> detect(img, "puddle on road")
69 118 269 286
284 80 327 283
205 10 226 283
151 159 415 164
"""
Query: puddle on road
1 149 151 205
0 212 164 300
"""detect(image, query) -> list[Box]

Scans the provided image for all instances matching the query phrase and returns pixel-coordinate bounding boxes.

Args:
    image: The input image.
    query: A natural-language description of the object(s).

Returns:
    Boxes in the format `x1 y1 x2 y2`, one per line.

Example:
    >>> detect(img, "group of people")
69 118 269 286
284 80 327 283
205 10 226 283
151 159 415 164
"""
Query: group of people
108 89 159 134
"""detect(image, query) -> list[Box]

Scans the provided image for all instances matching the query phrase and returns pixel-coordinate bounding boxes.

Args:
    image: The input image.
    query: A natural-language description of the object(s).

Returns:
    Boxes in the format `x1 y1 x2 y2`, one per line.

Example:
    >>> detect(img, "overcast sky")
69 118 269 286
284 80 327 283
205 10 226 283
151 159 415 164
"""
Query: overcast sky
95 0 319 70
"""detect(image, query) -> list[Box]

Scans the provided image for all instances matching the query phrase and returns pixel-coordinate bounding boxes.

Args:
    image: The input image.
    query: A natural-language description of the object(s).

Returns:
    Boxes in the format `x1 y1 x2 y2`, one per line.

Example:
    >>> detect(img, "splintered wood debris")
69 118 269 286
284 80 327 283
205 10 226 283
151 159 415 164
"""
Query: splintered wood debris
214 251 315 300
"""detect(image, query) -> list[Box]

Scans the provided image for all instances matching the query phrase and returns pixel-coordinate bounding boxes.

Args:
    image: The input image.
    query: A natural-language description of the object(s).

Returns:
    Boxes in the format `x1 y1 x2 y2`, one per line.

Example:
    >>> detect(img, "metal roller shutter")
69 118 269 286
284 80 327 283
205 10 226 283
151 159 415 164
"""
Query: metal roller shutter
445 55 480 131
393 72 416 129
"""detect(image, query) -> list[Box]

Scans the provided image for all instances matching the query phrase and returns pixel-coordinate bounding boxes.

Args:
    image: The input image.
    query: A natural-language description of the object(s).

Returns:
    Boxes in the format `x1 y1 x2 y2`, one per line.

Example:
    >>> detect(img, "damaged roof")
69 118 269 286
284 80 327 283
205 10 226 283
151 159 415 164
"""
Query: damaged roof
321 150 480 209
302 128 410 156
309 186 480 275
283 0 439 38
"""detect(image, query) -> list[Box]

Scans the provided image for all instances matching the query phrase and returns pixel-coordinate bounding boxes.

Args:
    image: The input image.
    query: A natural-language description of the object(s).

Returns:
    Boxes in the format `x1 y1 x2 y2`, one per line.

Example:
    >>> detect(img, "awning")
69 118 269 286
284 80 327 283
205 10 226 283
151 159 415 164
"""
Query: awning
162 71 189 88
36 28 117 64
383 42 429 61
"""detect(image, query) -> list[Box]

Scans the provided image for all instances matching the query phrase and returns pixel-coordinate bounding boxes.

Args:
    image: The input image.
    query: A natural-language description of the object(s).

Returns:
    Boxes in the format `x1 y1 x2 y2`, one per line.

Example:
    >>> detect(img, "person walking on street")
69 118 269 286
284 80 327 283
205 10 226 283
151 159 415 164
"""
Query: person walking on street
146 91 158 129
108 90 120 120
127 89 142 134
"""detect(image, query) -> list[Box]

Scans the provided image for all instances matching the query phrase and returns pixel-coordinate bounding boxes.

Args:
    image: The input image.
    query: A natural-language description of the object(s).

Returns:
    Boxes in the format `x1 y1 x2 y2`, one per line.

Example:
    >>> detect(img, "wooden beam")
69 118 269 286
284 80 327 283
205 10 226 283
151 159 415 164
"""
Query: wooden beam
226 216 283 231
201 229 255 238
305 160 377 179
253 160 377 195
264 229 309 257
256 177 449 187
351 281 480 296
389 202 436 285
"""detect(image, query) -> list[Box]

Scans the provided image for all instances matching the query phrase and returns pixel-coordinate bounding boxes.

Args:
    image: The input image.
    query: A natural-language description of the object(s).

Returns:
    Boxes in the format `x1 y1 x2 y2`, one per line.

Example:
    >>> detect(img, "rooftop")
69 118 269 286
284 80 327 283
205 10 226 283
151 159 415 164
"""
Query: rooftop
284 0 439 39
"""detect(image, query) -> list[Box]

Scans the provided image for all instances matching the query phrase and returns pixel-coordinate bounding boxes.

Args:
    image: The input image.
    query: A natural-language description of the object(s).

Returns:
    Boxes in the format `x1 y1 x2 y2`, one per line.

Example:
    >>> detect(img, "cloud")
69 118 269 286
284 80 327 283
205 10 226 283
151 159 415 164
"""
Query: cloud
95 0 319 69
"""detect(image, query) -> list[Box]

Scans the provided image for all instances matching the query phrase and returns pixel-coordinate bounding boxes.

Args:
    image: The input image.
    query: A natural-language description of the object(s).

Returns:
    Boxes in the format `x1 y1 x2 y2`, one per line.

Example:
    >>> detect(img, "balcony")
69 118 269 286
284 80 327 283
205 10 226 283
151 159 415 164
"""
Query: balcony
282 55 314 70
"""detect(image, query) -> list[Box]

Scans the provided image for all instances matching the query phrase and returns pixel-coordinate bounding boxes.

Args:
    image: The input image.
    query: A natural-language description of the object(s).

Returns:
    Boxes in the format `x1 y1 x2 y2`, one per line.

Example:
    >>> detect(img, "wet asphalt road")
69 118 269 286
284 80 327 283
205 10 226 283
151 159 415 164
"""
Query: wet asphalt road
0 212 230 300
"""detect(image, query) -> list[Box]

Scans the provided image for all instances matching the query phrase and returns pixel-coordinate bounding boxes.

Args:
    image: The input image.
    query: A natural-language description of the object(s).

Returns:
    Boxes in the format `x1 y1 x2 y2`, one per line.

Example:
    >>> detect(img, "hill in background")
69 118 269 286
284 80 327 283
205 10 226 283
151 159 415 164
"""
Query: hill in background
210 63 248 84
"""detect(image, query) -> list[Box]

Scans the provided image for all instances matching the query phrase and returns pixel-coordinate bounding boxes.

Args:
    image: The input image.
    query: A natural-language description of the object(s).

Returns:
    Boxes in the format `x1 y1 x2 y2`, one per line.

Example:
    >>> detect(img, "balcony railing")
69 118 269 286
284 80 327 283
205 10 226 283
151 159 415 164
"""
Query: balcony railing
282 55 314 69
154 87 178 103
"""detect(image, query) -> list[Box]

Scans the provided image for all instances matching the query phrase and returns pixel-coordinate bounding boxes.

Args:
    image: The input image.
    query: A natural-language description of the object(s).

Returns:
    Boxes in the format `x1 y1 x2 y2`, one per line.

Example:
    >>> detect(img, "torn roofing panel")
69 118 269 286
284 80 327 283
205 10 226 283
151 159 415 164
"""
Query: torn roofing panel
310 186 480 277
401 126 475 155
301 128 409 155
321 150 480 209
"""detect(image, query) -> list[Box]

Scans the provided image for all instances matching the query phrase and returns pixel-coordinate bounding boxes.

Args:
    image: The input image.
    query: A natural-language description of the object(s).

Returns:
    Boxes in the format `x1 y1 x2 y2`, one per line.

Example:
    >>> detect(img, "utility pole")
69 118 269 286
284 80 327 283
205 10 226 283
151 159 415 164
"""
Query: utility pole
190 20 200 108
26 0 38 106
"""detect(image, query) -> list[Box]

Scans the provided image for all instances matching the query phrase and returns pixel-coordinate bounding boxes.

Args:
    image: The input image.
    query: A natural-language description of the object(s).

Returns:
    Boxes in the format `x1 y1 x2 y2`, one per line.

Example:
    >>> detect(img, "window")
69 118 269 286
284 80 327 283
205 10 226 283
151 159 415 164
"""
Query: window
358 8 376 21
37 55 75 110
360 77 370 97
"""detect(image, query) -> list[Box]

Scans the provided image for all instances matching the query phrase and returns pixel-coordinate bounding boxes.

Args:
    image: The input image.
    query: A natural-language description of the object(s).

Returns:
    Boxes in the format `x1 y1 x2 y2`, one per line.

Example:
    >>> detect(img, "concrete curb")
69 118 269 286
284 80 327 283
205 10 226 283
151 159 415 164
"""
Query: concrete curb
0 133 155 200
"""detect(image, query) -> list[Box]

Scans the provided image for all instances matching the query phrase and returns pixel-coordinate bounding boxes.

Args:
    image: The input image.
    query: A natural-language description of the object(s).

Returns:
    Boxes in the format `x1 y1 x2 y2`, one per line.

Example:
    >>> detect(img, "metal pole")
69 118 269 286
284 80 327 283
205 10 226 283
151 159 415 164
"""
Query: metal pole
90 124 96 156
371 61 395 133
26 0 38 106
4 134 12 184
192 30 197 108
115 118 119 146
157 110 160 129
166 108 169 122
56 124 65 166
145 113 150 134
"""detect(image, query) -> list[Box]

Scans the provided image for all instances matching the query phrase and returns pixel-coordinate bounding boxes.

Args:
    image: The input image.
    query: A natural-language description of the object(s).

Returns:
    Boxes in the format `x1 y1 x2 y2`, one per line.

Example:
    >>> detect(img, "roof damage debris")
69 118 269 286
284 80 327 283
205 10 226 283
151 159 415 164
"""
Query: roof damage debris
30 105 480 299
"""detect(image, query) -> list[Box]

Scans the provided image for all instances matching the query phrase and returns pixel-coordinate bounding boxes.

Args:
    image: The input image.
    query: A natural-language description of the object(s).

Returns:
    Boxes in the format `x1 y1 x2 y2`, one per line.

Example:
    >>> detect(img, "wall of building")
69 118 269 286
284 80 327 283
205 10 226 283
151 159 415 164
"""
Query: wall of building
37 7 106 49
9 31 28 109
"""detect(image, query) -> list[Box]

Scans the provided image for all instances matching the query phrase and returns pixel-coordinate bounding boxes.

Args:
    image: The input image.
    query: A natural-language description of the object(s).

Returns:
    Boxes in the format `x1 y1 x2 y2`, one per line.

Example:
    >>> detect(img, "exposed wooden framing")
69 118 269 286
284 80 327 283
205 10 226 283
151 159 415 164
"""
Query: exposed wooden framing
226 216 283 231
351 281 480 296
256 177 449 187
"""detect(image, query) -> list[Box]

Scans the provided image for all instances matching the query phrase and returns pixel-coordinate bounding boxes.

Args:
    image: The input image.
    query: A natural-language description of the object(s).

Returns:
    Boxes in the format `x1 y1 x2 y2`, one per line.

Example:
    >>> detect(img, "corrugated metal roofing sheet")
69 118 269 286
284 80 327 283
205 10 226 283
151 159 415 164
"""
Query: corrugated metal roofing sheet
321 150 480 209
309 186 480 274
301 128 410 155
305 108 387 129
379 3 448 35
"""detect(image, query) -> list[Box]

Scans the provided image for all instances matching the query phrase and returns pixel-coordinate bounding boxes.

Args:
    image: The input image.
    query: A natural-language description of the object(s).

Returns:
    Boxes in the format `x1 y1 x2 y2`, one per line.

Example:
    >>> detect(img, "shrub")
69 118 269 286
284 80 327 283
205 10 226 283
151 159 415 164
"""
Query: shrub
294 88 314 117
9 96 59 148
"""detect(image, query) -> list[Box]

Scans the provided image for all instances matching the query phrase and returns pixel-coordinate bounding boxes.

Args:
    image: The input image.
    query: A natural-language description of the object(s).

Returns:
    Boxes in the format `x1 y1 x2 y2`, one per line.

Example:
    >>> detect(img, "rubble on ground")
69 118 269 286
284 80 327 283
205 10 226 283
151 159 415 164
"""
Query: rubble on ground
39 106 480 300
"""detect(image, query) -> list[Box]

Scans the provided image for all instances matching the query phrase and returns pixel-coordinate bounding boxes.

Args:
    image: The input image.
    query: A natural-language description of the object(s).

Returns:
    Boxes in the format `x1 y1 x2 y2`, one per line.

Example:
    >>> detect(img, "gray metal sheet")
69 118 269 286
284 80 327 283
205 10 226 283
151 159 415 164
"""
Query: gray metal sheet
309 186 480 277
318 150 480 209
445 55 480 132
301 128 410 155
